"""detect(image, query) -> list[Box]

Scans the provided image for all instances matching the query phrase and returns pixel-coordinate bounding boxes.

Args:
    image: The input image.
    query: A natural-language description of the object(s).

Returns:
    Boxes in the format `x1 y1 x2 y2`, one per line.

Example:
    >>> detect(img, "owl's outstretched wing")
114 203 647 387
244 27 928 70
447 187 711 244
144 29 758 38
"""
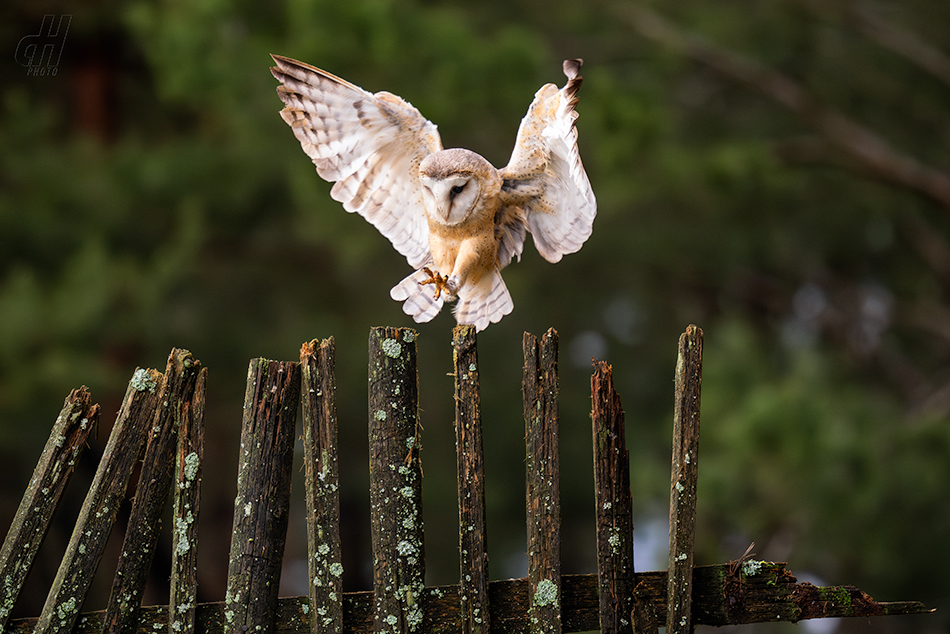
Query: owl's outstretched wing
271 54 441 269
498 59 596 263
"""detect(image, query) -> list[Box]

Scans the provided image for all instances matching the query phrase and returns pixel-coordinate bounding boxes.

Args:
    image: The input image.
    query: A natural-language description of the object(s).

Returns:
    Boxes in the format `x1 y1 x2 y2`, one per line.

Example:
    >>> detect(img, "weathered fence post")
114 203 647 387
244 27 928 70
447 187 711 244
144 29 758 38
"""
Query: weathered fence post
34 367 162 634
452 325 490 634
225 358 302 633
170 365 207 633
0 388 99 630
369 327 425 634
0 326 934 634
666 325 703 634
301 337 344 634
103 349 202 634
591 361 657 634
523 329 561 634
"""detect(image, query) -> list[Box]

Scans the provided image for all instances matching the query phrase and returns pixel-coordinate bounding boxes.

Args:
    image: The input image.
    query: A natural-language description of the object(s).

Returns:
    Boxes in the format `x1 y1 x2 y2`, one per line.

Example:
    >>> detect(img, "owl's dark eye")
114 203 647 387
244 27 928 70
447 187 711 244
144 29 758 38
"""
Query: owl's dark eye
449 184 466 199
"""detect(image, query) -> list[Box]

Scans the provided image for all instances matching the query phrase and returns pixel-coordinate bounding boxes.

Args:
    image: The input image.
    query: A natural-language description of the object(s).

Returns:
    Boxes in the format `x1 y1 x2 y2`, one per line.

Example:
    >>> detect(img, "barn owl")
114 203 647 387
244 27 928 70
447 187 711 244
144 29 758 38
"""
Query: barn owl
271 55 596 331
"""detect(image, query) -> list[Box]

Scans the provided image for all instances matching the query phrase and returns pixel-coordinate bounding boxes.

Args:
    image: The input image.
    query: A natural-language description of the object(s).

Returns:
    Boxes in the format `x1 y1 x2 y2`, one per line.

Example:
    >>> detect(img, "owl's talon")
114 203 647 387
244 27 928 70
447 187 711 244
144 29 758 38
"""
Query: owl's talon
421 267 450 300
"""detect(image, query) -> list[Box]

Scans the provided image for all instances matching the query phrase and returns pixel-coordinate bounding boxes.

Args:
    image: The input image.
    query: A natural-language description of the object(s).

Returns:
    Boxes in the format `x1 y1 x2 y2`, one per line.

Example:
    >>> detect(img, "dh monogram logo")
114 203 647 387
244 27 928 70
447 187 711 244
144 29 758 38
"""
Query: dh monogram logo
15 15 72 76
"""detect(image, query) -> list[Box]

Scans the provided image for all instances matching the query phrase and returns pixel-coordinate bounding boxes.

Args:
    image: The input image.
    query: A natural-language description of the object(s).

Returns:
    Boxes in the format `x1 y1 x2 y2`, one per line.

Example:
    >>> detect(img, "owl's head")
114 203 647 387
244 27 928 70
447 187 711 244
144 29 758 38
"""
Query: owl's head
419 149 500 226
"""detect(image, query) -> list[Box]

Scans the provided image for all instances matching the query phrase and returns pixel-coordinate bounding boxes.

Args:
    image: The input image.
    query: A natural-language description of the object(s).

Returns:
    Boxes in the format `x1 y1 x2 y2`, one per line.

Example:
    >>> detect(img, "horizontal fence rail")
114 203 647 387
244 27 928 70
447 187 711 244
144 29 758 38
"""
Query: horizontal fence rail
0 327 933 634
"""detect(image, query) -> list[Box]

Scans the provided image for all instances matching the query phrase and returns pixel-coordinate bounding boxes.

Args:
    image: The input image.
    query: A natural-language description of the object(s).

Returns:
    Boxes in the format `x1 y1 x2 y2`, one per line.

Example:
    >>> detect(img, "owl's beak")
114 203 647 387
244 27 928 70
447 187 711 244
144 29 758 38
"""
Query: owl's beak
436 203 452 221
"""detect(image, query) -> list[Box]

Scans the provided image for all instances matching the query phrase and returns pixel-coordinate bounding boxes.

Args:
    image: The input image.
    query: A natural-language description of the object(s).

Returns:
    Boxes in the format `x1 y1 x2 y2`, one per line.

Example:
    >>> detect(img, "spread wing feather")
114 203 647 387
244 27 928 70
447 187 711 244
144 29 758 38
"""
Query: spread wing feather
499 59 596 264
271 55 440 269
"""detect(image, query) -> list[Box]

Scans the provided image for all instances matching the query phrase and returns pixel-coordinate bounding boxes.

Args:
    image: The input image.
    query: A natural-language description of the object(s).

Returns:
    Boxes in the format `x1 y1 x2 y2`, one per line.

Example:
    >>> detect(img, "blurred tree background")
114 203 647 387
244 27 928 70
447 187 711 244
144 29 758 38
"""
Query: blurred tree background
1 0 947 631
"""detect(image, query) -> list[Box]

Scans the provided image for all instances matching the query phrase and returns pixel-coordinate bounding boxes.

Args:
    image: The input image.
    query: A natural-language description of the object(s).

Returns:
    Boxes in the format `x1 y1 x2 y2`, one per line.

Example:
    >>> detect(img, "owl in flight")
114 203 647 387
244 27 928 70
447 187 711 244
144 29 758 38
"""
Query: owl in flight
271 55 596 331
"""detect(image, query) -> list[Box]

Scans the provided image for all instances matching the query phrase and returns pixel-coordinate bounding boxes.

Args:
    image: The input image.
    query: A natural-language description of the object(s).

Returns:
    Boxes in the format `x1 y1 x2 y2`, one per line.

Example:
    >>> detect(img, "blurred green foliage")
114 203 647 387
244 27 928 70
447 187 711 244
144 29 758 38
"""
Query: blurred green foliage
1 0 947 629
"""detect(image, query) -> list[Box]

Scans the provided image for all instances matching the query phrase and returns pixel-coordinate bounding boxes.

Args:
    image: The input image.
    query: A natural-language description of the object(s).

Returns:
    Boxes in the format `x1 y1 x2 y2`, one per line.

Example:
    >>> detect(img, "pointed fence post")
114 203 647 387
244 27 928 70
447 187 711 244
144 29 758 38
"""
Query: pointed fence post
225 358 302 633
170 365 207 633
523 329 561 634
592 360 652 634
34 367 162 634
453 325 490 634
666 325 703 634
368 327 425 634
103 349 202 634
301 337 344 634
0 388 99 630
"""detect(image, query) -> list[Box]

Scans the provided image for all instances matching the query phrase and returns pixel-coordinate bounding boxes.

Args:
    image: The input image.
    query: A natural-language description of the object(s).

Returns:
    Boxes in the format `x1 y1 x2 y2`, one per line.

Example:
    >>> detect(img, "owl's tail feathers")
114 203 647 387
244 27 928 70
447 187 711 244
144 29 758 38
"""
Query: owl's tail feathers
454 268 513 332
391 268 513 331
390 269 445 324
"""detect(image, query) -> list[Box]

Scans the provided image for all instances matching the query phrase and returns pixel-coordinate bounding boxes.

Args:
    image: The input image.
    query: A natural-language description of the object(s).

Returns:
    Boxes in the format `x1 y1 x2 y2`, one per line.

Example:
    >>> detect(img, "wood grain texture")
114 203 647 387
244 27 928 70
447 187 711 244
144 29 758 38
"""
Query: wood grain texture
523 329 561 634
301 338 344 634
368 327 425 634
104 349 202 634
0 387 99 629
666 325 703 634
225 358 302 633
452 325 489 634
34 367 162 634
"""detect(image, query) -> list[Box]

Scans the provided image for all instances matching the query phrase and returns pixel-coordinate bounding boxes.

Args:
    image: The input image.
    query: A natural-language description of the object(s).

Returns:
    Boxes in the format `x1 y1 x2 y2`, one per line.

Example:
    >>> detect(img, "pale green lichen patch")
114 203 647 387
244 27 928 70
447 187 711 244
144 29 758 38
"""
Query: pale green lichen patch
175 511 194 555
533 578 559 607
382 338 402 358
402 330 416 343
742 559 765 577
330 562 343 577
183 452 200 482
131 369 158 393
607 528 622 553
56 596 78 624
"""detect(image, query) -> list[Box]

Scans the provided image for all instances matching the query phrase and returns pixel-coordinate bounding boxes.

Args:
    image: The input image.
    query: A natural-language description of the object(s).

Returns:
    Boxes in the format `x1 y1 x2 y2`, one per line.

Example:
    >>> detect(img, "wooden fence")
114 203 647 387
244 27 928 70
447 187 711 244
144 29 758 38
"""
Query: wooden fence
0 325 932 633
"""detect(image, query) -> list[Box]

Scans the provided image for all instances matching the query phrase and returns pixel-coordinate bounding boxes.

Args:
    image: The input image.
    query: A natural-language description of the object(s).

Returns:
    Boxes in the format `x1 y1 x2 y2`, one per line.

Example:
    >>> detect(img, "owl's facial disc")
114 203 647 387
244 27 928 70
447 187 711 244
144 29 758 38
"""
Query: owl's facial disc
420 174 479 226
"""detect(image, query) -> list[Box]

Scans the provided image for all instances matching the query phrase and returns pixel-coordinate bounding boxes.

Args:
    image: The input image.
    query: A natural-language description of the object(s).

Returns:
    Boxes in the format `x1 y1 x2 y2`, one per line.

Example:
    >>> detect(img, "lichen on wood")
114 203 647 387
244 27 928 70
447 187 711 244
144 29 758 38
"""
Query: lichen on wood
369 327 425 634
0 387 99 630
33 367 162 634
301 337 344 634
452 325 490 634
225 358 302 633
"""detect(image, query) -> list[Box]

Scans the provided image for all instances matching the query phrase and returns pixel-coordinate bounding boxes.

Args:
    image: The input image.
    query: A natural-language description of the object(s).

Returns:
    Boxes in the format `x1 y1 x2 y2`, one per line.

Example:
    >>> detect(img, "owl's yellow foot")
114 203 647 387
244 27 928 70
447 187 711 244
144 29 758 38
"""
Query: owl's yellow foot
421 267 451 299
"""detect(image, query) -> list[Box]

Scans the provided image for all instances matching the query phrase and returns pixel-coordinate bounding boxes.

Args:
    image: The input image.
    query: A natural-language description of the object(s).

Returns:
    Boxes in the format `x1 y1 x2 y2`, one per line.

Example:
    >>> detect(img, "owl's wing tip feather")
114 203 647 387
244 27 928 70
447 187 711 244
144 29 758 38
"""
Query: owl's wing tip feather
562 58 583 79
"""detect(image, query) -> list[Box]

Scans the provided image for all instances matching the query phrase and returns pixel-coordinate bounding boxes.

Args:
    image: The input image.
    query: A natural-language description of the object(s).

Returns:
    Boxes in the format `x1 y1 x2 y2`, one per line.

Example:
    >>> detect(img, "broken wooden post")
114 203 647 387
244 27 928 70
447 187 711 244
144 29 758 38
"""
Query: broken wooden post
34 367 162 634
170 365 207 633
591 361 655 634
103 348 202 634
452 325 489 634
368 327 425 634
301 337 344 634
0 387 99 630
666 325 703 634
523 329 561 634
225 358 302 633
